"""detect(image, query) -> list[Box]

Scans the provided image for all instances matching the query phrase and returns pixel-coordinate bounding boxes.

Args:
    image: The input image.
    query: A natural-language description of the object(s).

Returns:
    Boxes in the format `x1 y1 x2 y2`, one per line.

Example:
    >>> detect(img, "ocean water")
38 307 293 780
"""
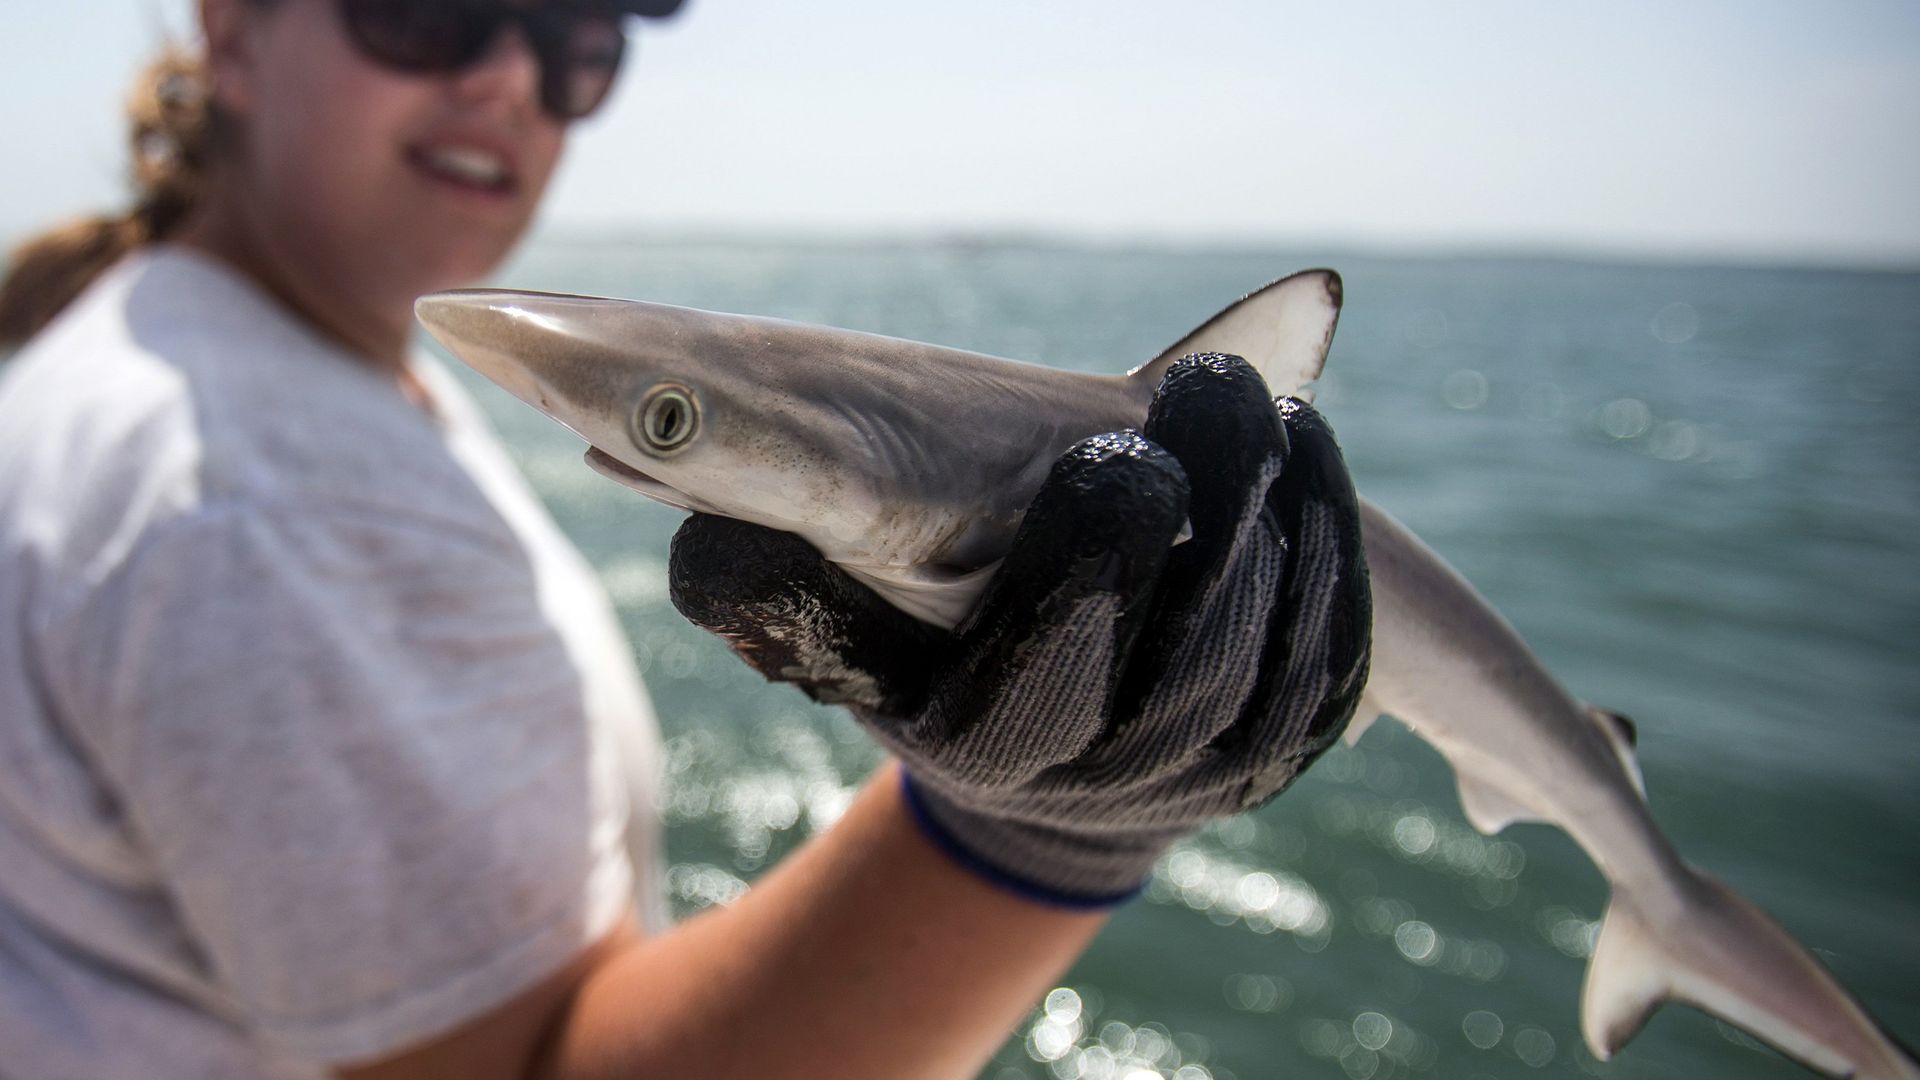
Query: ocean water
457 238 1920 1079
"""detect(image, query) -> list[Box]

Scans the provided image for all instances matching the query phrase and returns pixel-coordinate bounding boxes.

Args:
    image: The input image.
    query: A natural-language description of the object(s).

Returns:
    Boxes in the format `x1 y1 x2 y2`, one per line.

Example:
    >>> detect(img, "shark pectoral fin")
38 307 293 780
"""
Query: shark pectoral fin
841 560 1003 632
1128 269 1344 400
1454 767 1539 835
1587 705 1647 799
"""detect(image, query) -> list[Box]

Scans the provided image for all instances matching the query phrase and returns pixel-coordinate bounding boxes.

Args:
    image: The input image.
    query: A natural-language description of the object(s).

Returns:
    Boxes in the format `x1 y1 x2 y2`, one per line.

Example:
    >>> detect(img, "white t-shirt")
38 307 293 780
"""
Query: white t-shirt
0 247 665 1077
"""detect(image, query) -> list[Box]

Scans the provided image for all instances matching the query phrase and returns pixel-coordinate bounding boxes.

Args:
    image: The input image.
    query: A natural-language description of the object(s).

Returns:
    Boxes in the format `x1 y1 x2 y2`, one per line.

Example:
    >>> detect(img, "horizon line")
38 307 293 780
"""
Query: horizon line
524 222 1920 277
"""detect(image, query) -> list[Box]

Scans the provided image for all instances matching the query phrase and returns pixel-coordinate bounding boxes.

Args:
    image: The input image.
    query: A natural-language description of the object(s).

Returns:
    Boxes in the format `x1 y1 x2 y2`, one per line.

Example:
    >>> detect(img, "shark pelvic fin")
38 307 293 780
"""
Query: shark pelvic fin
1454 767 1538 835
1583 874 1920 1079
1128 269 1343 401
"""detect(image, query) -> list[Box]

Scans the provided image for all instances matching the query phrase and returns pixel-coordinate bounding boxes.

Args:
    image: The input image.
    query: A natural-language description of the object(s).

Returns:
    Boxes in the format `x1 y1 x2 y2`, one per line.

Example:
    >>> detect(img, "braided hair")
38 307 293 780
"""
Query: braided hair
0 49 213 348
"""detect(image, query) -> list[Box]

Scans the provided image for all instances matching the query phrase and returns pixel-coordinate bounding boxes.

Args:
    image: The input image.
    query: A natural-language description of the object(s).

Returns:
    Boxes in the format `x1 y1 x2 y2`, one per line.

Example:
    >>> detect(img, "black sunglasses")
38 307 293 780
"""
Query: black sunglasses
338 0 674 120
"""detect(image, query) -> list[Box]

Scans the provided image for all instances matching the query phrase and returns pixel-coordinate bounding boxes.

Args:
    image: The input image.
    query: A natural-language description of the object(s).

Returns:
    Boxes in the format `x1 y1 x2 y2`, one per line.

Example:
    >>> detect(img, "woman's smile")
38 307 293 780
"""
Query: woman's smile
405 134 524 200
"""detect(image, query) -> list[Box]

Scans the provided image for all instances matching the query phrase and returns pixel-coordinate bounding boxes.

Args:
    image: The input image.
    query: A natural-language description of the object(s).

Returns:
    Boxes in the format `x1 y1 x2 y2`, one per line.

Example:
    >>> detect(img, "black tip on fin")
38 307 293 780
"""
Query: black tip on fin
1323 271 1343 308
1589 707 1638 748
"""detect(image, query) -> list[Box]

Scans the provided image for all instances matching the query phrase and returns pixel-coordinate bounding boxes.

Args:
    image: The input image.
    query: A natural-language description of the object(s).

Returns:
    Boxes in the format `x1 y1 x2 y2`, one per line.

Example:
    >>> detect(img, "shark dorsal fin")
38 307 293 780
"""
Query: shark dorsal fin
1127 269 1344 401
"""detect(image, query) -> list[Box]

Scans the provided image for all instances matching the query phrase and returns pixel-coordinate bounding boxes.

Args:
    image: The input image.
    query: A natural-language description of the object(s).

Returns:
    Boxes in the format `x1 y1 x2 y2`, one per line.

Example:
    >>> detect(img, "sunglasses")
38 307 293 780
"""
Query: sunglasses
338 0 657 120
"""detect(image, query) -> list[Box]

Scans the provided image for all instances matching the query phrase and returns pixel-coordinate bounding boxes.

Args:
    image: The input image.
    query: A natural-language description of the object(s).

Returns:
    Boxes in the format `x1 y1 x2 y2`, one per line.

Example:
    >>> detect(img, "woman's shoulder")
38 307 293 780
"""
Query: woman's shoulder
0 251 206 552
2 248 197 439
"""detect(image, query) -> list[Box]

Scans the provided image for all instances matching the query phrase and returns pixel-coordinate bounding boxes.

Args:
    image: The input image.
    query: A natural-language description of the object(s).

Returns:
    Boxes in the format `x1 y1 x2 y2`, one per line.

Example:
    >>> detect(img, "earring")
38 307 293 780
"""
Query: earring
157 69 206 111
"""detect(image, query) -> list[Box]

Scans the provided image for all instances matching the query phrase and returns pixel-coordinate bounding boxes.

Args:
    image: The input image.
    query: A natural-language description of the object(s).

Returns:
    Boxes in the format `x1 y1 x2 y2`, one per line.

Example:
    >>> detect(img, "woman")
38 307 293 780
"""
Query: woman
0 2 1371 1078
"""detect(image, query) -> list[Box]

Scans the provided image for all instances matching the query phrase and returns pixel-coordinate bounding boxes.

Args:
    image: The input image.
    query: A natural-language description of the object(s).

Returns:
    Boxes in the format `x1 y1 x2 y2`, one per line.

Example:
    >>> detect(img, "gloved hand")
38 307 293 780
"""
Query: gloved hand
669 354 1371 906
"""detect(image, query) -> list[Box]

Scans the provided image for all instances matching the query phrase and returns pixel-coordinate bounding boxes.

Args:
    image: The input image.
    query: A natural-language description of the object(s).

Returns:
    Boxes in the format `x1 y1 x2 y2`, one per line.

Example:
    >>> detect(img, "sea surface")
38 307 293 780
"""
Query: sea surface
455 237 1920 1080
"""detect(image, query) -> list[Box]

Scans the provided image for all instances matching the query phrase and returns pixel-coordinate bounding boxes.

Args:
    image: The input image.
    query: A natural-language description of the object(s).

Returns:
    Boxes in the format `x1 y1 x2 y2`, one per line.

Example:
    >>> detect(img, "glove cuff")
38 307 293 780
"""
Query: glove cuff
899 771 1170 910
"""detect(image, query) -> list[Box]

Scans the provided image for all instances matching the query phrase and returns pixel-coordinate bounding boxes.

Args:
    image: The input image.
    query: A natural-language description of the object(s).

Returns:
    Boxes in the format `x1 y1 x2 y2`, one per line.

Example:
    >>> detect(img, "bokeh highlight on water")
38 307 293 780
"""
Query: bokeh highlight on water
449 238 1920 1079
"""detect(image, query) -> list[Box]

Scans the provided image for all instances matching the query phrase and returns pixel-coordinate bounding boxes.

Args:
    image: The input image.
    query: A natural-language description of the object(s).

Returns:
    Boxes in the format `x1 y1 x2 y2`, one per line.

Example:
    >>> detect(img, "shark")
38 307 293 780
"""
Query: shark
415 270 1917 1080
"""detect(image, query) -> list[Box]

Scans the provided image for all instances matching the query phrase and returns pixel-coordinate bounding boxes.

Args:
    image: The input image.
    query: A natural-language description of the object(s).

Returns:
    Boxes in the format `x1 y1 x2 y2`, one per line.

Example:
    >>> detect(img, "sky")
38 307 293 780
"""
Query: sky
2 0 1917 266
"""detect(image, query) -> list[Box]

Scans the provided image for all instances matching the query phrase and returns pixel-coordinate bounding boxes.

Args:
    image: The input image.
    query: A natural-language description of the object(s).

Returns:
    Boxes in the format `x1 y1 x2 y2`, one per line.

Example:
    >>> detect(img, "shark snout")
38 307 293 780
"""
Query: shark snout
414 290 562 412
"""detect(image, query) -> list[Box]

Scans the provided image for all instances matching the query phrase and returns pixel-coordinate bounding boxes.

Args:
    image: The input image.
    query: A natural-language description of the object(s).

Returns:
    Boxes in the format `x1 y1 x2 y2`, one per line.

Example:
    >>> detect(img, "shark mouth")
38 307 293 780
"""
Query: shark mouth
582 448 724 515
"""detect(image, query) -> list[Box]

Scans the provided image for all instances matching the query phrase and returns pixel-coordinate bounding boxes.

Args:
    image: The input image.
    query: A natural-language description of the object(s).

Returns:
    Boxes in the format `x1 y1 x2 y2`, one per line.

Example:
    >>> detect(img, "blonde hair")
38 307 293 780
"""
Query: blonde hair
0 48 212 348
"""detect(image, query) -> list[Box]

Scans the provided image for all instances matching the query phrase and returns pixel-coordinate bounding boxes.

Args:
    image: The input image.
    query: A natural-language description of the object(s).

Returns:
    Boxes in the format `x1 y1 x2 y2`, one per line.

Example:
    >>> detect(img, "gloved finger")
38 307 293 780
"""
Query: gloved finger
1097 353 1291 768
915 431 1189 788
668 513 946 713
1213 397 1373 808
1145 353 1289 556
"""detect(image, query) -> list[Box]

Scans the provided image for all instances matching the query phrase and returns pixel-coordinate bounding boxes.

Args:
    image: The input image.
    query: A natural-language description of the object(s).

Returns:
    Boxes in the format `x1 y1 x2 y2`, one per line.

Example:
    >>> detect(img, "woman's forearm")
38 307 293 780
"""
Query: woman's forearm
539 762 1107 1080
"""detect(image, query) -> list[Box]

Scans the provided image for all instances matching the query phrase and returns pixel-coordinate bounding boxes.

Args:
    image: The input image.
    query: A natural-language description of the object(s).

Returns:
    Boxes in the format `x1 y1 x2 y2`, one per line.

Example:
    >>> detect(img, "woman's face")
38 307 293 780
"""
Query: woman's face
209 0 570 309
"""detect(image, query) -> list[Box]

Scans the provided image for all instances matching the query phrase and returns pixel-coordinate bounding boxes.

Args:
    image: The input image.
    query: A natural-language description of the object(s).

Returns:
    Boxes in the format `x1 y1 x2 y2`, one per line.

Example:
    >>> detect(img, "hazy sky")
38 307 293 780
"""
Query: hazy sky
3 0 1916 264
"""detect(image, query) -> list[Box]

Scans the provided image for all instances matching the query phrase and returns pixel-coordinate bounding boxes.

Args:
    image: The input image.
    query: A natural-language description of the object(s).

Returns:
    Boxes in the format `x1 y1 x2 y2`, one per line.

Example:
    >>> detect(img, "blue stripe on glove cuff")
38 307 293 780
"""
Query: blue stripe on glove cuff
898 770 1148 911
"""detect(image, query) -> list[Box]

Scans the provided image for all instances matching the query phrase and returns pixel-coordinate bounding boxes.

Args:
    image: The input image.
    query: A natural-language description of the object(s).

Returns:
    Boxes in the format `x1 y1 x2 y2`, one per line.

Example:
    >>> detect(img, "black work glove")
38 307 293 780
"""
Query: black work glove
669 354 1371 905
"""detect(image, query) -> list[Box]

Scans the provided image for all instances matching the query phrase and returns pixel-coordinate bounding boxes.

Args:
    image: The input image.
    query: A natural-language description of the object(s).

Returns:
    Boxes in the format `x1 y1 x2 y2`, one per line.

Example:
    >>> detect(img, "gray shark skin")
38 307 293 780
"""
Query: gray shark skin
416 272 1917 1080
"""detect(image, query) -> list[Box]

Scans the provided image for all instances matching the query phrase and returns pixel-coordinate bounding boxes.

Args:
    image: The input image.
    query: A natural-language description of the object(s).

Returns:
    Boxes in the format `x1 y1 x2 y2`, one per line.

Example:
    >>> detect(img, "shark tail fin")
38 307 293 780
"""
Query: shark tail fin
1127 269 1343 402
1583 868 1920 1080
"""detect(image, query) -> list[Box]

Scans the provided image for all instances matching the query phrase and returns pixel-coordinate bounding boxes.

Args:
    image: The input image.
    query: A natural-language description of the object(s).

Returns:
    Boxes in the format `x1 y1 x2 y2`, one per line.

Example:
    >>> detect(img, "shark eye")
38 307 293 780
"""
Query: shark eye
636 384 700 456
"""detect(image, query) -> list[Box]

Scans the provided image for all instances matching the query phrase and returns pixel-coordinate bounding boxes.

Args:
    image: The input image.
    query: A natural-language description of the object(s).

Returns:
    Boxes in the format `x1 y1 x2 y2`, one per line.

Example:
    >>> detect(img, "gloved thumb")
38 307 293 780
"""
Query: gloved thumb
668 513 945 711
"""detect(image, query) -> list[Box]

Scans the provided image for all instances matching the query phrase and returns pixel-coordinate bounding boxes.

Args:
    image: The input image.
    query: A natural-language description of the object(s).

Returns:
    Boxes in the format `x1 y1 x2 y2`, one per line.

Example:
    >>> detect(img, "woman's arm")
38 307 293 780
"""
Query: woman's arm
546 761 1105 1078
341 763 1104 1080
344 356 1369 1080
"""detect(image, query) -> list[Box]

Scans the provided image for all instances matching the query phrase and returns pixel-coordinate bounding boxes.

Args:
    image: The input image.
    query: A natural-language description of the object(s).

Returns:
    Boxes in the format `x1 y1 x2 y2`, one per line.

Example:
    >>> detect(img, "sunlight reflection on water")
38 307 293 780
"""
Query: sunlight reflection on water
469 240 1920 1079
